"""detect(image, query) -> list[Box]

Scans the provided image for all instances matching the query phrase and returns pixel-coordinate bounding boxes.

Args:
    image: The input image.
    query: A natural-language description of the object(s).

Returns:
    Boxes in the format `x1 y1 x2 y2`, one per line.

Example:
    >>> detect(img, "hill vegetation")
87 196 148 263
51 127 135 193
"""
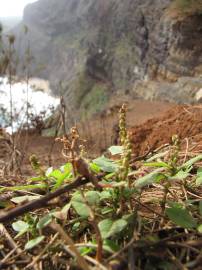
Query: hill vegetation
0 105 202 269
10 0 202 119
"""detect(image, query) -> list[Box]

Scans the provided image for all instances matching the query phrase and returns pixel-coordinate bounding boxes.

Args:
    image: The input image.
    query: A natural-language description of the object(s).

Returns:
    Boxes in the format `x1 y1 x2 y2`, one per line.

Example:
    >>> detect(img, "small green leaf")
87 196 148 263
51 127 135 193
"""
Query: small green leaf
100 191 112 200
101 207 113 215
36 214 52 229
144 162 171 169
79 246 93 256
93 156 118 173
107 219 128 238
197 168 202 175
72 222 81 232
122 214 135 224
135 168 165 189
53 203 71 220
146 151 169 162
170 170 190 181
71 193 90 218
99 180 126 187
61 163 72 173
166 206 197 229
71 191 100 217
62 202 72 214
197 224 202 233
122 187 137 199
49 169 63 180
12 220 29 232
25 236 45 250
89 163 101 173
98 219 128 239
167 201 183 209
28 176 46 182
72 201 90 218
85 191 100 205
104 172 115 180
103 239 120 253
108 146 123 155
51 166 73 191
0 201 12 209
181 154 202 169
98 219 113 239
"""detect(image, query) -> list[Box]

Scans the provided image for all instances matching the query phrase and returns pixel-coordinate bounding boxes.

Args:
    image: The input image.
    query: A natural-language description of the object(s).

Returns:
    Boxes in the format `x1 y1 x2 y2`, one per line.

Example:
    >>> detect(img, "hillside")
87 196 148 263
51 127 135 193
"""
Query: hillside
13 0 202 117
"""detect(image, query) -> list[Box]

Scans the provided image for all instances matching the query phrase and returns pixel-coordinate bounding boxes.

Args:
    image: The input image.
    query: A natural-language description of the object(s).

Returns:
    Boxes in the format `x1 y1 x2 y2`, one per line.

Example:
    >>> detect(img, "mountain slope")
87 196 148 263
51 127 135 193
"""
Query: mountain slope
13 0 202 116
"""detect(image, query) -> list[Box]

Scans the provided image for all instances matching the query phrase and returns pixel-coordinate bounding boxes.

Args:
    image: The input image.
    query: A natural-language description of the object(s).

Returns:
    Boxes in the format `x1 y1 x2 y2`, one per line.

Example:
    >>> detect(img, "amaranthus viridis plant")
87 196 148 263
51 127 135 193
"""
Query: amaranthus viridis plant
116 104 132 214
161 134 180 219
118 103 132 186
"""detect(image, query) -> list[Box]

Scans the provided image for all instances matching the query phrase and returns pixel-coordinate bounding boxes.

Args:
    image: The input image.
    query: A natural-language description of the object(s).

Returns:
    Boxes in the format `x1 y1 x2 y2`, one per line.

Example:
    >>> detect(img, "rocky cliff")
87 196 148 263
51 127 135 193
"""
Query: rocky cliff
14 0 202 116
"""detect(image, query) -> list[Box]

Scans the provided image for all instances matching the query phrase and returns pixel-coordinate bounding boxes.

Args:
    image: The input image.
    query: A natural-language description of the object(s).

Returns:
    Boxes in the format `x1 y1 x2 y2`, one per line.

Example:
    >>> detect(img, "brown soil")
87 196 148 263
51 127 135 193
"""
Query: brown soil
78 99 174 156
19 99 174 175
18 132 64 176
130 105 202 156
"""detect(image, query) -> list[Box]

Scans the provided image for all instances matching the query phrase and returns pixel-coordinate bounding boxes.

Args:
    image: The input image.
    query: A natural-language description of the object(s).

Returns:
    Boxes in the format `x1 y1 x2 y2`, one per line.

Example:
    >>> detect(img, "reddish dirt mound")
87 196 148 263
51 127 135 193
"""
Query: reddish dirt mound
130 105 202 156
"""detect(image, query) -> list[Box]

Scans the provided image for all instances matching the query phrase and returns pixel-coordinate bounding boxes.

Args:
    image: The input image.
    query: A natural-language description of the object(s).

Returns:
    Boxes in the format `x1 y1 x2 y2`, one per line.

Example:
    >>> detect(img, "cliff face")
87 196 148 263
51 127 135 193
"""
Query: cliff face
15 0 202 116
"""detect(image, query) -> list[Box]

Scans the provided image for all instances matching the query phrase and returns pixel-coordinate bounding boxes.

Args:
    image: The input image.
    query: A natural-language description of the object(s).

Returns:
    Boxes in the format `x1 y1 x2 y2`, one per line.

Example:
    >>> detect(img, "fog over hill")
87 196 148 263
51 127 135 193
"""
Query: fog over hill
0 17 21 32
11 0 202 117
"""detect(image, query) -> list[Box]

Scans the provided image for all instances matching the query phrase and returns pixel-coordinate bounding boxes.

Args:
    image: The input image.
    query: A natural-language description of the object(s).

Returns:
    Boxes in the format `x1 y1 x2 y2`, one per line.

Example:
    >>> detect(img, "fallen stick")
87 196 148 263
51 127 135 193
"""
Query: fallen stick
0 176 89 224
0 156 105 224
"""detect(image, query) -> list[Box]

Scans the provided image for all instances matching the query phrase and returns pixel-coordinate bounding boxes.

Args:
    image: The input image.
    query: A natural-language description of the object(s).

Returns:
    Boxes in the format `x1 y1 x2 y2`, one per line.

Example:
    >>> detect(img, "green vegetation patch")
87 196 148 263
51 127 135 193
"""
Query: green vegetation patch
1 108 202 269
81 82 109 118
172 0 202 15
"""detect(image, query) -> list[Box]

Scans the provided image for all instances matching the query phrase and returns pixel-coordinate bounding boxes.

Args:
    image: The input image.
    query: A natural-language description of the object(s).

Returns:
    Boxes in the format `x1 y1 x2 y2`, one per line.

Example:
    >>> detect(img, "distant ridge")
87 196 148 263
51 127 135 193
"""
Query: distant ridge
0 17 21 32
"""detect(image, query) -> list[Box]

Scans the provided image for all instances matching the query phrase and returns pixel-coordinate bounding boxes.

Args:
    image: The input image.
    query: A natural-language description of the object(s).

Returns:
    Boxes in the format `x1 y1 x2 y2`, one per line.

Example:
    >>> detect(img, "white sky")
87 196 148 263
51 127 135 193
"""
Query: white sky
0 0 37 17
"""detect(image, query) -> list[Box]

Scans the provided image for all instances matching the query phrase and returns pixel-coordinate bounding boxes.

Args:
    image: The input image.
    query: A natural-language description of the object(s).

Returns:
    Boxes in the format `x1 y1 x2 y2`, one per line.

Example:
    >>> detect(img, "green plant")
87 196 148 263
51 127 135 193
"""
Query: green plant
1 105 202 269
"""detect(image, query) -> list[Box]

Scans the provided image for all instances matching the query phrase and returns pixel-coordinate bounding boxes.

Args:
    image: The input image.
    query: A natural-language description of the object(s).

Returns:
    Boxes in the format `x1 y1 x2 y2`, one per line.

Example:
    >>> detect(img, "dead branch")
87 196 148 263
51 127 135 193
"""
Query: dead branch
0 176 88 224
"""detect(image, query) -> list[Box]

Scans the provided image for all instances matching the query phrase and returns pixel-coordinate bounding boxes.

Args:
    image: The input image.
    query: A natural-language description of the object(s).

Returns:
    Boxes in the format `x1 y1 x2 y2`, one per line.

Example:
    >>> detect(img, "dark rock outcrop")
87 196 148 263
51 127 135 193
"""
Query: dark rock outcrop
13 0 202 116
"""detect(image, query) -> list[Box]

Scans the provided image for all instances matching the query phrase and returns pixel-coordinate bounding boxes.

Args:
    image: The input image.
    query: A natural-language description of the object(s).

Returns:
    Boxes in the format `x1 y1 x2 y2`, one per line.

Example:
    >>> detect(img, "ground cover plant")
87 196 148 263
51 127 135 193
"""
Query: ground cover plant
0 104 202 270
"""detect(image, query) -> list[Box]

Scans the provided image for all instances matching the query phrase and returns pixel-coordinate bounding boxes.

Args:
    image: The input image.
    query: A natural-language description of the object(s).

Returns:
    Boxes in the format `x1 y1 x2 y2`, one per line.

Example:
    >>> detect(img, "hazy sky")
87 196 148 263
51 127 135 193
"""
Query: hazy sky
0 0 37 17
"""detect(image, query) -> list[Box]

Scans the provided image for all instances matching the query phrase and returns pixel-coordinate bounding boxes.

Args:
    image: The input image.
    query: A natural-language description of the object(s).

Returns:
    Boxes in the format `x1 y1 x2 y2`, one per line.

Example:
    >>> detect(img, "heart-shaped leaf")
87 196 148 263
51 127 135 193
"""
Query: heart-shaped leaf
166 205 197 229
98 218 127 239
93 156 118 173
71 193 90 218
